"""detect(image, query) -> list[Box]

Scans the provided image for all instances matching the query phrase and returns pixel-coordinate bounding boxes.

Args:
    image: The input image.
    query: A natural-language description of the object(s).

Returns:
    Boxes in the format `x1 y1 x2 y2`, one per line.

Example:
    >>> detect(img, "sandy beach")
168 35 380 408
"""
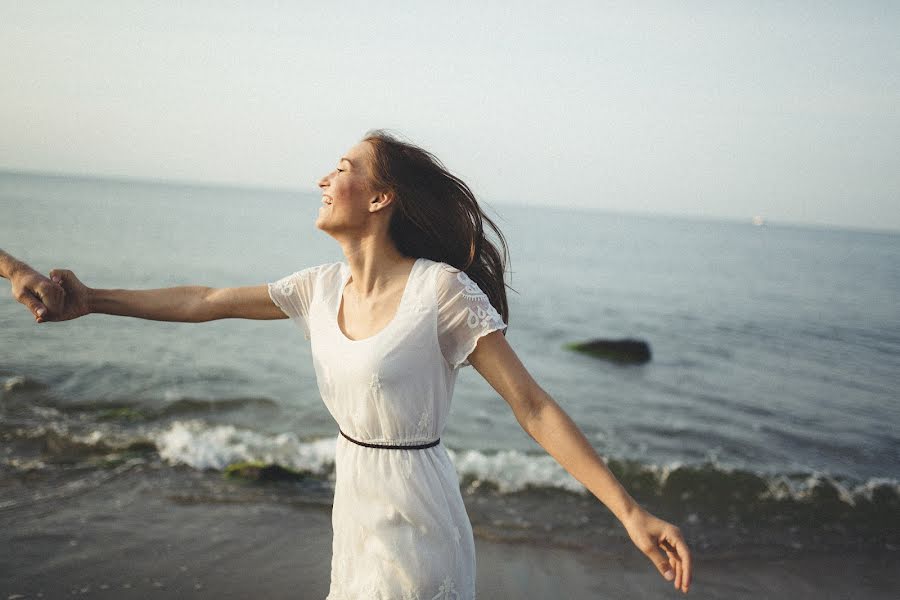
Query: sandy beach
1 461 897 600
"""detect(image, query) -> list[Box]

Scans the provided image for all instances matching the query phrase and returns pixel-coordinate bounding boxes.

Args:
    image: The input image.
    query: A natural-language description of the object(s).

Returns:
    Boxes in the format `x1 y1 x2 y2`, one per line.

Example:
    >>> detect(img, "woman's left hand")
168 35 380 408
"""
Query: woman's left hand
621 506 692 593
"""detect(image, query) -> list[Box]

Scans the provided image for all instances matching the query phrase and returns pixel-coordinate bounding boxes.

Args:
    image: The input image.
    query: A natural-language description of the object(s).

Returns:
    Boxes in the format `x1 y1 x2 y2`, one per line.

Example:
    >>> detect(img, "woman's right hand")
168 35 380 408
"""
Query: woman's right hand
39 269 92 323
621 505 692 593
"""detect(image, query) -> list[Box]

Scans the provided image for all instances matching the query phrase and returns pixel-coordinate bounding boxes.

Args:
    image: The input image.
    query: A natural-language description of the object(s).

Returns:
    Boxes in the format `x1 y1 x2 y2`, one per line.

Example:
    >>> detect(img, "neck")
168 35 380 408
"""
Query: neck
340 242 415 298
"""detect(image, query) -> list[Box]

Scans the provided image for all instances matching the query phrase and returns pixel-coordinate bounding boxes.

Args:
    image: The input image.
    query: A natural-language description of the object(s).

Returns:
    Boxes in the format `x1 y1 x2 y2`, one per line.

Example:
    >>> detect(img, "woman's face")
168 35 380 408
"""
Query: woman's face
316 141 382 234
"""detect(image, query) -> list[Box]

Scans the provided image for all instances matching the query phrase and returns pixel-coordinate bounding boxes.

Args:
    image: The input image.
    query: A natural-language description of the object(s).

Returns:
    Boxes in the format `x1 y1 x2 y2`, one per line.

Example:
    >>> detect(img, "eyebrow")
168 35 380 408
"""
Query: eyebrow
340 157 353 166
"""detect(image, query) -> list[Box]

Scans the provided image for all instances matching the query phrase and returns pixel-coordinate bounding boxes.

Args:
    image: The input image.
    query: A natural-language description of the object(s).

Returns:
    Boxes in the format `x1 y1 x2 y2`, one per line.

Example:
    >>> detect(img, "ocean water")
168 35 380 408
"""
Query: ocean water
2 171 898 555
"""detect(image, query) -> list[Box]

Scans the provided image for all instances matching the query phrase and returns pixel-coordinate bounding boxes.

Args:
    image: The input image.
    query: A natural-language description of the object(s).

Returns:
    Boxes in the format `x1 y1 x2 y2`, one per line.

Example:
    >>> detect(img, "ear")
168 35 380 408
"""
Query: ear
369 189 396 213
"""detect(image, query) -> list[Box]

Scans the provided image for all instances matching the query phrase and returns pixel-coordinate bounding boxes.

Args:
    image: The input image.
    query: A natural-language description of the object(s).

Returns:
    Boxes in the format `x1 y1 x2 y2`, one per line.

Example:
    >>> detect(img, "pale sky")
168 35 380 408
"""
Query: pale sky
2 1 898 231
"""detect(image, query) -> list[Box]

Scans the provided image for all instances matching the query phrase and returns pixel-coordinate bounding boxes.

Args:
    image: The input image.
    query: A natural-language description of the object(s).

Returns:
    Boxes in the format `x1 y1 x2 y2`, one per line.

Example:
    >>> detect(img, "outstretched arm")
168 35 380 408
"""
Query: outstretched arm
0 249 66 321
41 268 287 323
468 330 692 594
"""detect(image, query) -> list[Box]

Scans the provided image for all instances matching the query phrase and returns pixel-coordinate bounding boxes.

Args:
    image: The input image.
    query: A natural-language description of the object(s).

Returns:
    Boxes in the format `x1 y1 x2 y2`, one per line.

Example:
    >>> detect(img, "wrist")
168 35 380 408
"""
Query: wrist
618 499 645 525
4 258 33 281
85 286 98 314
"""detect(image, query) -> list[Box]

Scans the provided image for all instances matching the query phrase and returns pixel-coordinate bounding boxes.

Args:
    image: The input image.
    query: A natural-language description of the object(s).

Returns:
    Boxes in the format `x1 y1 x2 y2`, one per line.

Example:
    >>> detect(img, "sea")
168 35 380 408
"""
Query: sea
1 171 898 558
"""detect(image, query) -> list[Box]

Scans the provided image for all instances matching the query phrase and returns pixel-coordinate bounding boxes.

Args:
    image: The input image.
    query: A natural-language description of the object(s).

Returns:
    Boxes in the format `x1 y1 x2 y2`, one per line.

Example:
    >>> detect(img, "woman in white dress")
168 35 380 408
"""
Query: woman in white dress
17 130 692 597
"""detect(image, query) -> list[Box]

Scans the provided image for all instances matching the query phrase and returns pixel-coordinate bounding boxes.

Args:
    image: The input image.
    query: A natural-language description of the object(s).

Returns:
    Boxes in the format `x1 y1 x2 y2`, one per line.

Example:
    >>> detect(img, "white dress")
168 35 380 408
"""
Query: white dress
268 257 508 600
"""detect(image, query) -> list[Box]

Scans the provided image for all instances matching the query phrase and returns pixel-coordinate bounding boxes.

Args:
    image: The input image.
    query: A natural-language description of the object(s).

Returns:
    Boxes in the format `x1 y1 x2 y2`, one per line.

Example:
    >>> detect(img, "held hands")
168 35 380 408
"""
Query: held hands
622 506 692 594
39 269 91 323
8 264 66 323
9 265 91 324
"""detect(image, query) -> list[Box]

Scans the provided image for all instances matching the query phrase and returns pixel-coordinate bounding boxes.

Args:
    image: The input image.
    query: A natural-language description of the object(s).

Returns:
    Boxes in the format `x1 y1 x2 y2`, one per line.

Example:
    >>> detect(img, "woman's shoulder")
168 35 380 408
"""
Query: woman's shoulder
420 258 461 275
277 262 343 284
320 261 344 275
419 258 460 285
420 259 477 298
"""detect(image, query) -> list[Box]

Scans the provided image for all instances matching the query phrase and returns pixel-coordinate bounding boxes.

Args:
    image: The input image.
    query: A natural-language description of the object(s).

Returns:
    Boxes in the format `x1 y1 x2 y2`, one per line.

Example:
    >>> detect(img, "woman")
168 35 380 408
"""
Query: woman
24 130 692 597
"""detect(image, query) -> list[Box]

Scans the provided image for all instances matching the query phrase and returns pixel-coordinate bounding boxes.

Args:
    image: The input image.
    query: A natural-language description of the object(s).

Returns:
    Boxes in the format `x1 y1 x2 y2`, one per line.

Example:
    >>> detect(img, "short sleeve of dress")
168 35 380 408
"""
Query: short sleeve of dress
435 264 508 369
268 265 321 340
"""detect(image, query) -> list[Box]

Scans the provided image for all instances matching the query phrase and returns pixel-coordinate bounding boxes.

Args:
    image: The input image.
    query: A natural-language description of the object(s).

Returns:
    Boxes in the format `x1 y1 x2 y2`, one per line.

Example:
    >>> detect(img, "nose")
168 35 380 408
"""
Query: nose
317 174 329 189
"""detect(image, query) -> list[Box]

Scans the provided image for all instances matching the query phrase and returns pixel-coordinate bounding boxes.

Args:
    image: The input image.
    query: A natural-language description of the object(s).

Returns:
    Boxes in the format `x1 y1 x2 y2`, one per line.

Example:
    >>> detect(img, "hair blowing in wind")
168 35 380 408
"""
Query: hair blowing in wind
363 129 514 330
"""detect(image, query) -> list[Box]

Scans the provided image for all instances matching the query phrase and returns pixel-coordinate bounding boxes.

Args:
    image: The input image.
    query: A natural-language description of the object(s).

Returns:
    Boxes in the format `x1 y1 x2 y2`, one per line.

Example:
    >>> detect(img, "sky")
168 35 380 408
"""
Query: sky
2 1 898 232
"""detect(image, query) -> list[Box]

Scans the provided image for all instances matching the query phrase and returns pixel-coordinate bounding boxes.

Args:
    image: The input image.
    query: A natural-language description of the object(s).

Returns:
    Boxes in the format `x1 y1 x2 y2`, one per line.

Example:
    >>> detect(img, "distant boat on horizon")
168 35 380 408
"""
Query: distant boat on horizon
751 215 766 226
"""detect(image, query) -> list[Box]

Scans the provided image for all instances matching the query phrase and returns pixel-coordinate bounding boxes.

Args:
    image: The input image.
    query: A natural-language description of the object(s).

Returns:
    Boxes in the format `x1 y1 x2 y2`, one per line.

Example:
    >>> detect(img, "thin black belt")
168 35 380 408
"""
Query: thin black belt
339 429 439 450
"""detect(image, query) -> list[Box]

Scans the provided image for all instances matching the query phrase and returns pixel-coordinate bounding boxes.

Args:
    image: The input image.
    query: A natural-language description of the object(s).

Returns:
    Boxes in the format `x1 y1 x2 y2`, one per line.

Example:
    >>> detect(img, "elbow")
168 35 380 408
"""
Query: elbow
189 287 218 322
519 390 552 435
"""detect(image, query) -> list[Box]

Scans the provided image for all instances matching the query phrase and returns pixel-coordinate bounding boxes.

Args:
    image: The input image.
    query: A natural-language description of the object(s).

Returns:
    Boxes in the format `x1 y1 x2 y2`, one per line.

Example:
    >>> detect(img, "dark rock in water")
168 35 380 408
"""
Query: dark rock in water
565 338 652 364
223 460 308 482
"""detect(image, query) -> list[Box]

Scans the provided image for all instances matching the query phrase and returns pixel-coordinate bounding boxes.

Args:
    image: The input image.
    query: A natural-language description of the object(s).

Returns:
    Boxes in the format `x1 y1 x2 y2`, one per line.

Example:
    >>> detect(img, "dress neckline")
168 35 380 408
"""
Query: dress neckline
334 257 422 343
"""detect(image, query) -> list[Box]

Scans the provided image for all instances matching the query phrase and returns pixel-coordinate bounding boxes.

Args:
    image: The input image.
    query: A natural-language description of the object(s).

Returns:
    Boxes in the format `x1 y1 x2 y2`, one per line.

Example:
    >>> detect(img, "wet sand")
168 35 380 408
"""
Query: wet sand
1 463 897 599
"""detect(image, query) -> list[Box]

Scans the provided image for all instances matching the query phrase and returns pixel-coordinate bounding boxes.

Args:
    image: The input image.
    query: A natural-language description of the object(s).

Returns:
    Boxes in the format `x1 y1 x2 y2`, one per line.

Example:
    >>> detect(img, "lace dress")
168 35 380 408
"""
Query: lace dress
268 257 508 600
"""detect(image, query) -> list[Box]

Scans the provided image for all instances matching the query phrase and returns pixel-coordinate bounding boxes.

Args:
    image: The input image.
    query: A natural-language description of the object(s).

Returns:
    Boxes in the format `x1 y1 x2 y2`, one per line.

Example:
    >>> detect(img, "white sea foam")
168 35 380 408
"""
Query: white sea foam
447 448 586 493
763 470 900 506
153 420 336 474
151 421 587 492
147 420 900 504
3 375 27 391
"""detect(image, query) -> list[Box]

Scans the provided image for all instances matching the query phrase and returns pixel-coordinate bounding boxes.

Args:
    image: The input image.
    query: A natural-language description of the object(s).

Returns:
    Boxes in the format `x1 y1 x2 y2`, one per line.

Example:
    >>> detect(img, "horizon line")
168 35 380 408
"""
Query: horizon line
2 166 897 237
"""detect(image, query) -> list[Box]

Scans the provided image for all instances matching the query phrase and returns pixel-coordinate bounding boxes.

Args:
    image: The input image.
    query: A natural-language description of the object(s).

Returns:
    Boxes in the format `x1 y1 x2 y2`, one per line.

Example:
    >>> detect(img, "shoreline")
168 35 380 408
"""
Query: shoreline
1 463 898 599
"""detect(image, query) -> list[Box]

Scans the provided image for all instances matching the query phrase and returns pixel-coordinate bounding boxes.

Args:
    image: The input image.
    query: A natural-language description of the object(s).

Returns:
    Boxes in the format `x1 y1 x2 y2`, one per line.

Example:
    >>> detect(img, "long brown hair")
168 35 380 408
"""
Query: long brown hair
363 129 513 329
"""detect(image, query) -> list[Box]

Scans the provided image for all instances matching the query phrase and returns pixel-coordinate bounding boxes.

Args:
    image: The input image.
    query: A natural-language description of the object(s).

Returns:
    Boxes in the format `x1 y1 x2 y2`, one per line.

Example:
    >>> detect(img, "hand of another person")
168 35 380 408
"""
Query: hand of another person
9 264 66 322
621 506 692 593
38 269 92 323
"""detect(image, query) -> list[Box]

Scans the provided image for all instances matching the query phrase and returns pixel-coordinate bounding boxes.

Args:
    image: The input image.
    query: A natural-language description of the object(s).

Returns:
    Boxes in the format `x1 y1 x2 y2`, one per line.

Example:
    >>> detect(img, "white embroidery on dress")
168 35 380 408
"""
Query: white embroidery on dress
464 304 504 330
456 271 485 300
412 297 428 313
386 505 400 523
464 306 480 329
362 373 383 428
370 373 383 390
455 271 503 331
272 276 296 299
415 407 431 438
431 576 459 600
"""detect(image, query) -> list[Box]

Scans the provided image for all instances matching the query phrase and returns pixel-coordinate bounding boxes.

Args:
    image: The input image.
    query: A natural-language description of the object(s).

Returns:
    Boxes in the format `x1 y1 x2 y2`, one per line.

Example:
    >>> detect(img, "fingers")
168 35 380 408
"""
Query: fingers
629 511 692 593
676 554 683 591
662 531 692 593
34 278 66 316
641 538 675 583
9 267 66 322
674 533 692 592
17 289 48 321
49 268 74 284
664 542 683 591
